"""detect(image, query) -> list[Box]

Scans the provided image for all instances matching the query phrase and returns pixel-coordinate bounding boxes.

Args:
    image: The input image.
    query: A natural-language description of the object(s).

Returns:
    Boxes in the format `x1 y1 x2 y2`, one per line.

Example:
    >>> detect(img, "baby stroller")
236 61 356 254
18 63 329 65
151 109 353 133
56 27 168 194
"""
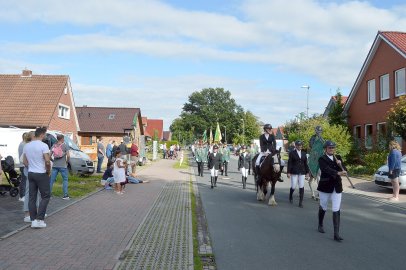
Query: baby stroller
0 156 21 197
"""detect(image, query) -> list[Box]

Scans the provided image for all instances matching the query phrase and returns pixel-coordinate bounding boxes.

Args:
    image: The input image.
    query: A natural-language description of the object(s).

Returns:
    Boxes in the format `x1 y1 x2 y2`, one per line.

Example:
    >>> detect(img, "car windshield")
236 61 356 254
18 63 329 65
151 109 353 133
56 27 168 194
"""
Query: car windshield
402 155 406 163
64 136 80 151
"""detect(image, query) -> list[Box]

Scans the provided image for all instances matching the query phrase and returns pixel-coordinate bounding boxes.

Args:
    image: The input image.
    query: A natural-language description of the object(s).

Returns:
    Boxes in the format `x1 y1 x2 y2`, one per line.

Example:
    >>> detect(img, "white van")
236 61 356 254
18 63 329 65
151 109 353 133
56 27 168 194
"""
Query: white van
0 127 94 175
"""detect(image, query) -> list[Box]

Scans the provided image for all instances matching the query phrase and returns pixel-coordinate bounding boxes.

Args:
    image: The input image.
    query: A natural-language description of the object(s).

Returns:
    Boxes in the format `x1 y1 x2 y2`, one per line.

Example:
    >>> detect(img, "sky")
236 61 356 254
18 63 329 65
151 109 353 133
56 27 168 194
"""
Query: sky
1 0 406 130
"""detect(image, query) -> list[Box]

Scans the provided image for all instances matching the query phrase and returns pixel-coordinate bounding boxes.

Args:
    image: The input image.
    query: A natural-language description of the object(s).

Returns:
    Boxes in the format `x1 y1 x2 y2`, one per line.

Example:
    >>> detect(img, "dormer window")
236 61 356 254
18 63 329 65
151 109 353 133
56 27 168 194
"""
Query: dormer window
108 114 115 120
58 104 70 119
64 86 68 95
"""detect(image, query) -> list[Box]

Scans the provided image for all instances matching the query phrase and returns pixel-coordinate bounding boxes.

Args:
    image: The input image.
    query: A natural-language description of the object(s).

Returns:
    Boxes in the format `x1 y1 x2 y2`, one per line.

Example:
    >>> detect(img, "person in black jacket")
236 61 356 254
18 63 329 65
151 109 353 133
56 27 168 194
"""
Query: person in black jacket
287 140 309 207
208 145 223 189
238 145 251 189
254 124 284 182
317 140 347 242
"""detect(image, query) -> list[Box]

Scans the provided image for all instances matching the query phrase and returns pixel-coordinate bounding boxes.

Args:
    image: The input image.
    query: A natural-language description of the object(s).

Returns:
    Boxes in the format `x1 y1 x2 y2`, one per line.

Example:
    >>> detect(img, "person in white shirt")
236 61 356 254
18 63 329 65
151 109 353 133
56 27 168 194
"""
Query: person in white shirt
23 127 51 229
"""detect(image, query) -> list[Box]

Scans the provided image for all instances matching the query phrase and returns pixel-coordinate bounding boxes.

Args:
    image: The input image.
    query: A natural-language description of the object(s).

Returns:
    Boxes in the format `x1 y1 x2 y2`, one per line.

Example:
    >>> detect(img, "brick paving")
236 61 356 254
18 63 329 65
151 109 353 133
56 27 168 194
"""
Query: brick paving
0 159 192 270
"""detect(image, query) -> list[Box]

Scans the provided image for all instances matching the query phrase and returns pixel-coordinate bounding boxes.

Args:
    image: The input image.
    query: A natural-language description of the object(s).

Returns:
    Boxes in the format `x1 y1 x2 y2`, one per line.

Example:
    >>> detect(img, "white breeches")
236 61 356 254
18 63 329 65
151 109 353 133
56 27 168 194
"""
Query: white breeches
290 174 305 189
210 168 218 177
255 152 265 166
319 190 342 212
240 168 249 177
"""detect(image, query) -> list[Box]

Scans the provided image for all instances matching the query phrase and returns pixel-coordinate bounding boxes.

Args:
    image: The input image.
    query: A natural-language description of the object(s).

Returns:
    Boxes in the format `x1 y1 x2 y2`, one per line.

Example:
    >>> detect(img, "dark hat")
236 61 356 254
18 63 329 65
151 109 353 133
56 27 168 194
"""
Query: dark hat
263 123 272 130
323 140 336 148
213 145 219 149
315 126 323 132
295 140 303 146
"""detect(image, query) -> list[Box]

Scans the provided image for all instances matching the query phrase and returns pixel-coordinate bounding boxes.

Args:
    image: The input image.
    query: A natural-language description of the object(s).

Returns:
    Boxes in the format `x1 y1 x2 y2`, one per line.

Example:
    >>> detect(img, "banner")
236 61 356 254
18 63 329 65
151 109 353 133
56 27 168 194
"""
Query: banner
209 128 213 144
214 122 222 143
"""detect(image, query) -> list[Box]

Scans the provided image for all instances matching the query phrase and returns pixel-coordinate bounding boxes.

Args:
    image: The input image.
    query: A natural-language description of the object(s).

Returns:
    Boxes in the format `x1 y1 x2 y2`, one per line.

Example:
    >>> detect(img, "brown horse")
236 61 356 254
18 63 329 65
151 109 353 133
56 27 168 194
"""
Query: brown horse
252 149 282 206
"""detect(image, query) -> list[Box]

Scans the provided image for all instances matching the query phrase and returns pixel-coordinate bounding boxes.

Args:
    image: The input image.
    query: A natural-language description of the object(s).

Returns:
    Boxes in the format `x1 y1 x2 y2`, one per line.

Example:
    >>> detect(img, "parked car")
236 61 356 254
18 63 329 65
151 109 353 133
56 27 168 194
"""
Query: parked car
373 155 406 190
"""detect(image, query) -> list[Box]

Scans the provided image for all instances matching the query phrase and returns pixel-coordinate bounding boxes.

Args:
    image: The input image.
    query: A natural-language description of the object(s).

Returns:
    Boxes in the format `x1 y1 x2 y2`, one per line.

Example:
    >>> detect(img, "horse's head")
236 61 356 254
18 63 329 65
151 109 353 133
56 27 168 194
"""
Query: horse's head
270 148 281 173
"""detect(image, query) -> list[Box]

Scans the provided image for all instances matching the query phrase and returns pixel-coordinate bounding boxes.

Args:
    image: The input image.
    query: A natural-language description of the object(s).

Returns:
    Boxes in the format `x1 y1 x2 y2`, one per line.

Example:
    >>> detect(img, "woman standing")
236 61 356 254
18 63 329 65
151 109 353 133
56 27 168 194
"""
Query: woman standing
238 145 251 189
388 140 402 201
317 140 347 242
287 140 309 207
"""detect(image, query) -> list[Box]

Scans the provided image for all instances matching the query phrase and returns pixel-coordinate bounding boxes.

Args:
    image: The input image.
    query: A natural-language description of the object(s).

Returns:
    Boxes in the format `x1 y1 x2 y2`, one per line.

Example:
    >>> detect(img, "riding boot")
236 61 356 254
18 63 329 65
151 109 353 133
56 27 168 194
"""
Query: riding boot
244 177 247 189
318 206 326 233
248 162 251 175
289 188 294 204
221 167 224 176
242 176 244 188
333 211 343 242
210 177 214 189
299 188 304 208
225 163 228 176
214 176 218 187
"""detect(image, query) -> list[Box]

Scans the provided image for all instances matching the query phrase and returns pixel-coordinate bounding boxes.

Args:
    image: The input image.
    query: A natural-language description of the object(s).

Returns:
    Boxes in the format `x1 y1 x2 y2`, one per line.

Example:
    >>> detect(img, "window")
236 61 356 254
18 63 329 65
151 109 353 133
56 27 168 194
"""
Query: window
380 74 389 100
367 79 375 103
108 114 115 120
58 104 70 119
377 122 387 137
365 124 373 149
395 68 405 96
353 125 361 139
64 86 68 95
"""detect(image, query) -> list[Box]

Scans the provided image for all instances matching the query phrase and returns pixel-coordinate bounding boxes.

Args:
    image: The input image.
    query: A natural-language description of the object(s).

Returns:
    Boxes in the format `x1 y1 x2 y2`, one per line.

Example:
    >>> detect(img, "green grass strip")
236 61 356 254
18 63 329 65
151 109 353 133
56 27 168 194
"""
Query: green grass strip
190 177 203 270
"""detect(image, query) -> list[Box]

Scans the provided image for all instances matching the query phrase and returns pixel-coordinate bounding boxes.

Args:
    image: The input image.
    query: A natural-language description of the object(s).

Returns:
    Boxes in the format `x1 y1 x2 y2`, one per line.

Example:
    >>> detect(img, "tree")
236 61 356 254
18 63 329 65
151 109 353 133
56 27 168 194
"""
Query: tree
328 90 347 127
387 95 406 141
170 88 260 144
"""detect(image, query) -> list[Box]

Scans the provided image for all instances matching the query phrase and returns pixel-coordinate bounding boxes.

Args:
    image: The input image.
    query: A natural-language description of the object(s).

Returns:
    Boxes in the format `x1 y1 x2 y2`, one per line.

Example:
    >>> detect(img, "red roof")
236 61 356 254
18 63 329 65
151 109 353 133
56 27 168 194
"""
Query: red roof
145 119 163 139
142 117 147 126
332 95 348 105
0 70 69 127
76 106 140 134
380 31 406 55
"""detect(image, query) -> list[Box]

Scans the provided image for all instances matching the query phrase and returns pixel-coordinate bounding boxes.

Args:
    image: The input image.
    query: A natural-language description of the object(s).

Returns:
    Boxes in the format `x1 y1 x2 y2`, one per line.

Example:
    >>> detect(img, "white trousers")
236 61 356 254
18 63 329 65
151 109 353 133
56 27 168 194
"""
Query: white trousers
319 190 342 212
210 168 218 177
255 152 265 166
290 174 305 189
240 168 249 177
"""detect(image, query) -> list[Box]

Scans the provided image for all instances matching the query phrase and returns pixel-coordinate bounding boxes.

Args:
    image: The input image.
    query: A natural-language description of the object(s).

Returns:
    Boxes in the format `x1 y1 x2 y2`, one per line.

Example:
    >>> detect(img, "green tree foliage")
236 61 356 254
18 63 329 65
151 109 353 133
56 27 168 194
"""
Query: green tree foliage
153 129 159 141
387 95 406 141
284 116 352 160
328 90 347 127
170 88 260 144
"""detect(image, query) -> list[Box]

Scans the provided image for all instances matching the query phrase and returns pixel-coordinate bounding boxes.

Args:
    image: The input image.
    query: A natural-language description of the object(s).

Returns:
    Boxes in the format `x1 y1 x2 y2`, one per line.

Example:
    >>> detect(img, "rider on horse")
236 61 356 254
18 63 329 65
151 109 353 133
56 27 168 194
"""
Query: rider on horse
255 124 284 182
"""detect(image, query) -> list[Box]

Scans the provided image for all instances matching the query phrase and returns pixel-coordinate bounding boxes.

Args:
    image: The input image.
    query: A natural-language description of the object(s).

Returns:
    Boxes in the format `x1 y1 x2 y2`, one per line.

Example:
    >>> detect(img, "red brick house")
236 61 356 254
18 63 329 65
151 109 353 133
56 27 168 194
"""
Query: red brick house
0 69 80 141
143 117 164 141
323 95 348 117
343 31 406 151
76 106 144 148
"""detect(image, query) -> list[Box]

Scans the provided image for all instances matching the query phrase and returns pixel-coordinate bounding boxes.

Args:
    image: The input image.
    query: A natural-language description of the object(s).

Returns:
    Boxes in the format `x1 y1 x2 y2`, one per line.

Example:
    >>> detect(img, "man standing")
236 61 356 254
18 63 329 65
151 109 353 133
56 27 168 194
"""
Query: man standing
23 127 51 228
130 140 139 174
106 140 113 161
97 138 105 173
195 143 204 177
208 145 222 188
50 134 70 200
221 144 230 176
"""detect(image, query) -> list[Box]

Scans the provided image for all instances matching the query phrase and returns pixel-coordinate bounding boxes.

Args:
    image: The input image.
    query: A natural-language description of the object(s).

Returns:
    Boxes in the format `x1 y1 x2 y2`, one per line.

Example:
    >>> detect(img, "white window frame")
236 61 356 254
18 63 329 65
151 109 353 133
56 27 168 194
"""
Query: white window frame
376 122 387 136
380 74 389 100
58 103 70 120
395 68 406 97
353 125 361 139
367 79 376 103
365 124 373 149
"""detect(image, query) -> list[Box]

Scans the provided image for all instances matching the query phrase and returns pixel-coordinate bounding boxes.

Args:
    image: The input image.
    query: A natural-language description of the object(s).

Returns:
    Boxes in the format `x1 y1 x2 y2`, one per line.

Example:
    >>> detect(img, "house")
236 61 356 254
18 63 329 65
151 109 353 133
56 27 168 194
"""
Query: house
343 31 406 151
323 95 348 117
0 69 80 141
76 106 144 151
163 131 172 141
143 117 164 141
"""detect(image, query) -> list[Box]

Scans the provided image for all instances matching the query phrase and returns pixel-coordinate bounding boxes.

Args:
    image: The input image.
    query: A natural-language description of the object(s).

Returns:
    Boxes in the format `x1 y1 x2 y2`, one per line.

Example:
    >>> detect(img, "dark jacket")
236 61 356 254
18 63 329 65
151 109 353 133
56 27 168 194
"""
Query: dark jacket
238 152 251 169
259 133 276 152
317 154 346 193
208 152 223 170
287 150 309 175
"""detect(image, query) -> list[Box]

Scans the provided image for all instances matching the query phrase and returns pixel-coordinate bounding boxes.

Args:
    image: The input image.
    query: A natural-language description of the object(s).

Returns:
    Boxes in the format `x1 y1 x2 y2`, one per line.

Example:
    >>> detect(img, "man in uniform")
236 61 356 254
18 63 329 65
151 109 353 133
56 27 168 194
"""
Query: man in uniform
195 142 204 177
248 142 259 175
208 145 223 188
317 140 347 242
255 124 283 182
221 144 231 176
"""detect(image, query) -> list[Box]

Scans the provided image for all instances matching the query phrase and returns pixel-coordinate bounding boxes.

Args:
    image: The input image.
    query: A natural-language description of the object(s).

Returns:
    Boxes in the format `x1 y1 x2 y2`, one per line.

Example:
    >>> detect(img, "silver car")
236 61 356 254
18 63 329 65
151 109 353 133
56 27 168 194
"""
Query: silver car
374 155 406 190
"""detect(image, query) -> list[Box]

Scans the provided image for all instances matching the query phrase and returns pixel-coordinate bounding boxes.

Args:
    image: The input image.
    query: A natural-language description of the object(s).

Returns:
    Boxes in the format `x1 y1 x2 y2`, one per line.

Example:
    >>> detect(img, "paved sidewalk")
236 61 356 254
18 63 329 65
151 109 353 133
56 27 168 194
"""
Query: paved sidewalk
0 159 193 270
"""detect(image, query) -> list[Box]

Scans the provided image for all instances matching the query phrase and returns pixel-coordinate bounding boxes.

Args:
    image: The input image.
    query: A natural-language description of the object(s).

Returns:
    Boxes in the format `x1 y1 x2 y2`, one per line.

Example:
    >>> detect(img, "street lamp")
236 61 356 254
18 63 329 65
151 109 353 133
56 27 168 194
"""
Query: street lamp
240 118 245 145
301 85 310 118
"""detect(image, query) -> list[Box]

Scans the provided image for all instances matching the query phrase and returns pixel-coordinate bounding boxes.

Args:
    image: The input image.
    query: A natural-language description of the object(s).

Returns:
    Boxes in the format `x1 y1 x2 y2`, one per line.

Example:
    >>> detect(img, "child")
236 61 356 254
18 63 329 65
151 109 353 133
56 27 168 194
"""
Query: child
102 161 114 190
113 149 127 195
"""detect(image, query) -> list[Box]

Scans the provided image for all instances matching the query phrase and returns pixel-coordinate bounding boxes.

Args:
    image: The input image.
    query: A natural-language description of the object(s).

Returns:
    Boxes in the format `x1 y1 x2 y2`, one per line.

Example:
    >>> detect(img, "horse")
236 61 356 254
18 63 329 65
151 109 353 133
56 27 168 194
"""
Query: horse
307 169 321 201
251 149 282 206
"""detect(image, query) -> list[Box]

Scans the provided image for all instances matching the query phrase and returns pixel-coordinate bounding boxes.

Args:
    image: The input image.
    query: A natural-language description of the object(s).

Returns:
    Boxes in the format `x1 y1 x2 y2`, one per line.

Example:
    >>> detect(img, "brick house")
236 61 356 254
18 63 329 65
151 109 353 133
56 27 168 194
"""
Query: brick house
142 117 164 141
76 107 144 151
0 69 80 141
323 95 348 117
343 31 406 152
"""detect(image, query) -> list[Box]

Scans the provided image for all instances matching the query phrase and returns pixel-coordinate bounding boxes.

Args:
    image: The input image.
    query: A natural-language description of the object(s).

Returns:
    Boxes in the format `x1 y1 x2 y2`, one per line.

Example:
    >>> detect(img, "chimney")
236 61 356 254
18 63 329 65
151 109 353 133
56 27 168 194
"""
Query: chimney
21 69 32 77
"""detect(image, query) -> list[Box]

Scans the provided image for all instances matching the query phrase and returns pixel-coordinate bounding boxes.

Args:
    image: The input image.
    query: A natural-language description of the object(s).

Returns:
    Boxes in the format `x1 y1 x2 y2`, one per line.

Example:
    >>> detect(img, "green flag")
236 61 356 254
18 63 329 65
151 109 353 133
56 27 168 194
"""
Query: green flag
132 114 137 126
202 130 207 143
209 128 213 144
214 122 222 143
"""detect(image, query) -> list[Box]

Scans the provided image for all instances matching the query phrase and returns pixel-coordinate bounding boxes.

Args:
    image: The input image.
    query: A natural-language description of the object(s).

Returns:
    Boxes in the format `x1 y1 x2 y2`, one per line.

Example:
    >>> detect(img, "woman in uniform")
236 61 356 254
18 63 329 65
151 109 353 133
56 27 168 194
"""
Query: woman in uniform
208 145 222 189
238 145 251 189
287 140 309 208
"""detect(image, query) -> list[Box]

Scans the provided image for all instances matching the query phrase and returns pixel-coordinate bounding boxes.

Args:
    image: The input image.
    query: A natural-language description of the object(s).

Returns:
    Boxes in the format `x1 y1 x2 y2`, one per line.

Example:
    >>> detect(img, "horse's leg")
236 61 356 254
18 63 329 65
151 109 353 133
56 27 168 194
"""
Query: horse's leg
268 181 278 206
256 175 263 201
308 176 316 200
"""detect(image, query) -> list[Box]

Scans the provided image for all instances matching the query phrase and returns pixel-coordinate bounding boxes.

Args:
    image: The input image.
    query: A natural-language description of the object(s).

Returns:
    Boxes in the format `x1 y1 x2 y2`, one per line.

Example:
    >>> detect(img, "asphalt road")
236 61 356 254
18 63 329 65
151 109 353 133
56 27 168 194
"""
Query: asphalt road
193 155 405 270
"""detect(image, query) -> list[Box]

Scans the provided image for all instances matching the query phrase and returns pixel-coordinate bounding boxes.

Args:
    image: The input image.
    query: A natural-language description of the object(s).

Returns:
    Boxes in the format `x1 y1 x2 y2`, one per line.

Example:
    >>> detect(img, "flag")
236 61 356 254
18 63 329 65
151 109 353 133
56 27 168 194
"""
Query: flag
209 128 213 144
132 114 137 127
214 122 222 143
202 130 207 143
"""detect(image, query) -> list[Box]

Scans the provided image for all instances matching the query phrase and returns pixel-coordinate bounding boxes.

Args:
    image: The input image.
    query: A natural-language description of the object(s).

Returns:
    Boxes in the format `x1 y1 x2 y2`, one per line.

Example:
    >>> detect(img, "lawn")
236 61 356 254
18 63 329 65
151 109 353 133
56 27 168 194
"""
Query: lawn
51 173 102 198
172 153 190 169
